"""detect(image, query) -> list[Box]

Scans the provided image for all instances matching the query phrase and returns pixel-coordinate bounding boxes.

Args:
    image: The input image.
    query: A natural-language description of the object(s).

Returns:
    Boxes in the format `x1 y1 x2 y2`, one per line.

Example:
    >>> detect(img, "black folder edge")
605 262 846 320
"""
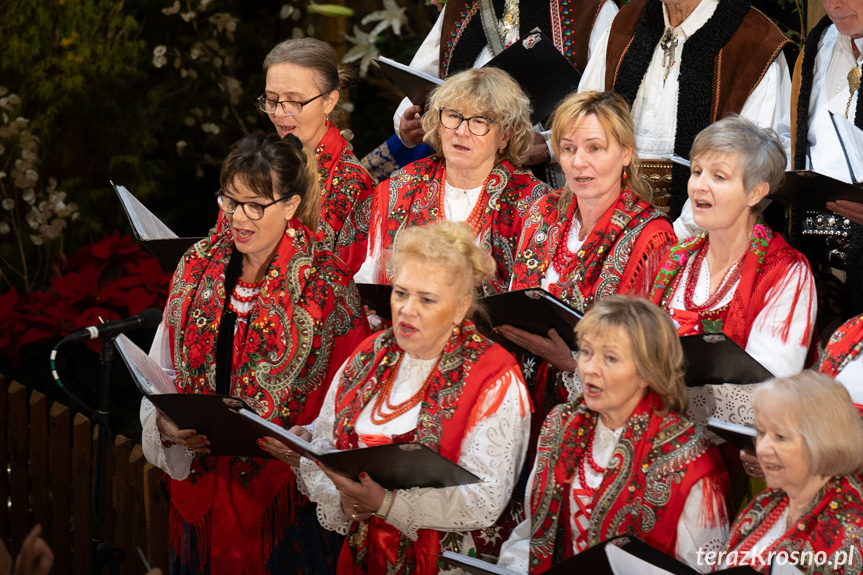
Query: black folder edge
680 334 774 387
112 182 202 269
481 288 582 349
767 170 863 212
706 417 757 451
147 394 278 459
357 283 393 322
483 29 582 124
374 57 443 106
238 408 480 490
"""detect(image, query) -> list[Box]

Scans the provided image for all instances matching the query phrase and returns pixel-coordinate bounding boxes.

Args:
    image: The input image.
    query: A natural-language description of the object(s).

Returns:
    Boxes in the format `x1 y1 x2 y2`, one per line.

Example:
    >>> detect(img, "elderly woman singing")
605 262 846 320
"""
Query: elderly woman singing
356 67 551 294
301 221 532 574
650 116 816 426
498 297 729 573
721 372 863 573
140 133 369 574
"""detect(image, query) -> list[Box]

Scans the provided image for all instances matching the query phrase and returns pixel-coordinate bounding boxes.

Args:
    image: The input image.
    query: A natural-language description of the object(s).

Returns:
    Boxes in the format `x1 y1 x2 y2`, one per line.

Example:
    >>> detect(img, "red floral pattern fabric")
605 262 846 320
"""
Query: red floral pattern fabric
724 475 863 574
528 393 728 573
366 156 550 294
315 123 374 275
511 188 674 312
164 221 369 574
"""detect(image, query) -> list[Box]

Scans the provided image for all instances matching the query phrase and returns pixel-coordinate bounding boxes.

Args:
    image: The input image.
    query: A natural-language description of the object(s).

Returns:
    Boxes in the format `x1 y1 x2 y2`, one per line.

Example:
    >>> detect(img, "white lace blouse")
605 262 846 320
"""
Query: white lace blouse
299 354 531 546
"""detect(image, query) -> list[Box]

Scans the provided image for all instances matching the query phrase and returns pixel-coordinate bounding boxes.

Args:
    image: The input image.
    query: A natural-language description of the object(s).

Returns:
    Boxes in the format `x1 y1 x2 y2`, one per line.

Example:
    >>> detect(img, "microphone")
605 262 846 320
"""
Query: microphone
61 308 163 344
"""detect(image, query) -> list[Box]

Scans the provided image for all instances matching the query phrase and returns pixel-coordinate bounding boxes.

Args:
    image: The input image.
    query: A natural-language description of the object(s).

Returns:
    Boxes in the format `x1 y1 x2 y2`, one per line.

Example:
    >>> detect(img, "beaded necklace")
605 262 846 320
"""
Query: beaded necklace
732 499 790 565
439 166 492 236
369 354 442 425
577 420 607 490
227 278 264 318
682 239 745 312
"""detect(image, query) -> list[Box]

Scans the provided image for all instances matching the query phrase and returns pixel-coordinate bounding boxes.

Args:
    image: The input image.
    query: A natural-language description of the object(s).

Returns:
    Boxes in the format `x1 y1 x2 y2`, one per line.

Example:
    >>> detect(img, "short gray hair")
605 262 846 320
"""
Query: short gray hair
690 115 786 194
421 67 533 165
753 371 863 478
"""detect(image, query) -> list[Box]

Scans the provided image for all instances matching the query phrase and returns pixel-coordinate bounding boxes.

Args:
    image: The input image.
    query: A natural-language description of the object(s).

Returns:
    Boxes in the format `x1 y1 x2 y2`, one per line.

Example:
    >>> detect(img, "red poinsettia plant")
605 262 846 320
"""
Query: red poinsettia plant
0 231 171 361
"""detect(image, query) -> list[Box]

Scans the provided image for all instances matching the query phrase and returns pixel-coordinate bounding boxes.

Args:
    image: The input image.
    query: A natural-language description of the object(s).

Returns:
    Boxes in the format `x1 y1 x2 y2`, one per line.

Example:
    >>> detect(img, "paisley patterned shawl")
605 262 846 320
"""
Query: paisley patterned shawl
315 123 374 275
164 222 368 566
651 221 814 349
724 475 863 574
331 321 523 574
820 314 863 379
528 392 727 574
367 156 550 294
511 187 674 313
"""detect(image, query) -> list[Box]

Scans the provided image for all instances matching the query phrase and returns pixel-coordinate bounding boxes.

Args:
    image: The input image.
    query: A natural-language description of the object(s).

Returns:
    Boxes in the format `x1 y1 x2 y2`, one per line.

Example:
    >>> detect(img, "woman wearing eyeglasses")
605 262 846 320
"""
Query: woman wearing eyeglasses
356 67 551 295
140 132 370 575
257 38 373 275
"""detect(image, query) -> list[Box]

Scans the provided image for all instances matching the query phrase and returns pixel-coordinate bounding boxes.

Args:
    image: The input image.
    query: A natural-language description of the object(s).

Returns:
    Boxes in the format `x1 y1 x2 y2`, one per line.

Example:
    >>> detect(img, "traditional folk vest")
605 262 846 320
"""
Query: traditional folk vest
605 0 791 218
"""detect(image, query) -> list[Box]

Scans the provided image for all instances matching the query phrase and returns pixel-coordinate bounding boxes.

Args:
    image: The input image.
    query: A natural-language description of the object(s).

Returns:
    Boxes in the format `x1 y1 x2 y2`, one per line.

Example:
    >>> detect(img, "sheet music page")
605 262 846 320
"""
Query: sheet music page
606 544 674 575
439 551 521 575
238 408 327 458
770 563 805 575
828 112 863 184
114 334 178 395
377 56 443 85
706 417 757 437
114 184 179 241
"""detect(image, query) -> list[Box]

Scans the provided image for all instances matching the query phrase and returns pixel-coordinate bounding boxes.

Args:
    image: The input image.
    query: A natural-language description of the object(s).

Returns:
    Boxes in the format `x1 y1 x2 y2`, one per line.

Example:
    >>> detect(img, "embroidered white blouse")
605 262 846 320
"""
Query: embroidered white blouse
298 355 531 551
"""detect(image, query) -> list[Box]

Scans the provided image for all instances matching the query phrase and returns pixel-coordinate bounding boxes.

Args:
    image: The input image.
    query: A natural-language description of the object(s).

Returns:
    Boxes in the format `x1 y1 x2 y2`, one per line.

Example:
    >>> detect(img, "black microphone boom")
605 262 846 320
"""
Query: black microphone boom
61 308 163 344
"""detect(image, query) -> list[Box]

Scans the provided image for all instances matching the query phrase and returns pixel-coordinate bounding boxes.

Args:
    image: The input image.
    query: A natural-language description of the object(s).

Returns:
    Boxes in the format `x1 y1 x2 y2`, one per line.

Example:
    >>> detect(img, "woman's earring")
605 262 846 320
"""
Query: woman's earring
325 113 331 127
452 324 460 336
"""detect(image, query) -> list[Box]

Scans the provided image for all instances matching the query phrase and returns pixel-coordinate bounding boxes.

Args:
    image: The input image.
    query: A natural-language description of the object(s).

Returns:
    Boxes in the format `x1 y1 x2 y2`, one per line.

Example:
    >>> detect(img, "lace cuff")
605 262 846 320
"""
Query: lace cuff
385 489 423 541
559 351 582 402
299 457 351 534
140 398 194 480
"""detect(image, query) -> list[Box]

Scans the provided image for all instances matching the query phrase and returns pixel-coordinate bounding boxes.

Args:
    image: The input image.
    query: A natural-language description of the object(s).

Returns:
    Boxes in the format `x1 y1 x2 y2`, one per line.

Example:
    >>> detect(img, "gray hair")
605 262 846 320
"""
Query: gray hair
263 38 351 95
690 115 786 194
421 67 533 165
753 371 863 478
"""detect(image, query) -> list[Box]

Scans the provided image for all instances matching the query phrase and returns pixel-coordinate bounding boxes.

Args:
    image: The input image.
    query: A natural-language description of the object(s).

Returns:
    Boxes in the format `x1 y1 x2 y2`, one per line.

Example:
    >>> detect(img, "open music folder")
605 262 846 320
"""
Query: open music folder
113 182 202 268
481 288 582 349
376 29 582 124
440 536 759 574
680 334 774 387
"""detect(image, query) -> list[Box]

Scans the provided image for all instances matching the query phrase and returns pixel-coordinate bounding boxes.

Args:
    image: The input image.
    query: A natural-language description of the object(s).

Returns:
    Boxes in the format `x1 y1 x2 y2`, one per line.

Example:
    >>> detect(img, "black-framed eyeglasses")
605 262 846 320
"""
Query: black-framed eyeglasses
257 93 324 116
439 108 496 136
217 194 288 221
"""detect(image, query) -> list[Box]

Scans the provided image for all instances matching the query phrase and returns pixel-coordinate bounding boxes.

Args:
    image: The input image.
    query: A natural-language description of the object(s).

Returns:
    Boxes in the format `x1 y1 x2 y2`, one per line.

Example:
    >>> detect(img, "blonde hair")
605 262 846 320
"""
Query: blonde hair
388 221 494 306
574 296 687 415
753 372 863 477
421 68 533 165
550 91 650 212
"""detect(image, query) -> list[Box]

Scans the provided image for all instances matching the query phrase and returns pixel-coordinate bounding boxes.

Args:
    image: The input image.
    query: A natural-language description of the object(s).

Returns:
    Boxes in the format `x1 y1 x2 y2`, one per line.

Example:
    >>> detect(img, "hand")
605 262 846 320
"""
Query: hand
258 425 311 467
13 525 53 575
399 105 425 146
825 200 863 226
363 304 383 332
320 465 386 522
495 325 577 372
526 132 550 166
156 409 210 454
740 449 765 479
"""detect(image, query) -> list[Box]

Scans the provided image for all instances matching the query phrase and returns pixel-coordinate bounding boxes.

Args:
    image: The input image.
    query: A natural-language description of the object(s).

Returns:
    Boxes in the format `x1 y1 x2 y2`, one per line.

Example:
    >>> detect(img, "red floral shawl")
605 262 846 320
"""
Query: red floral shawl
331 321 526 575
366 156 550 294
528 393 728 574
650 222 814 350
316 123 374 275
164 222 369 574
819 314 863 415
724 476 863 573
511 187 674 312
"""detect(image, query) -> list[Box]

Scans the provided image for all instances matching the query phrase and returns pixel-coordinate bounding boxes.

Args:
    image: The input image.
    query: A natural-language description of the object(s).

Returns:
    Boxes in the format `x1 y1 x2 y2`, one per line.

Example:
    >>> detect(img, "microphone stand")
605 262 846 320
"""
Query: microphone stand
92 337 124 574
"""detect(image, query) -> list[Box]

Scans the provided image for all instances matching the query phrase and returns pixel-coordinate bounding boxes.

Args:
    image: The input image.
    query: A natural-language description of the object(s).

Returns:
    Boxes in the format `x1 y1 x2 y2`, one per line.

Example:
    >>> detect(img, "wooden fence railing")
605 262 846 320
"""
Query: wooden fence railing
0 374 169 574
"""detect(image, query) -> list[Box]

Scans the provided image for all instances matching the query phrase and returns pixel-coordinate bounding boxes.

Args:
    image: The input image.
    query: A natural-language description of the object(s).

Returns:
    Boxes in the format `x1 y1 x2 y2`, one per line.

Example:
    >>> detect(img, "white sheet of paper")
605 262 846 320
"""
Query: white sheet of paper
114 183 179 241
114 333 177 395
605 544 674 575
439 551 520 575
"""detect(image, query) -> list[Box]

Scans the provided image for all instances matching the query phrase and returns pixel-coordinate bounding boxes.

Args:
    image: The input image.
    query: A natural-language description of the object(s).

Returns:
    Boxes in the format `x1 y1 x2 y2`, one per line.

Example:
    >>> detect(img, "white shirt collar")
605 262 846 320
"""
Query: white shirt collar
663 0 720 40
